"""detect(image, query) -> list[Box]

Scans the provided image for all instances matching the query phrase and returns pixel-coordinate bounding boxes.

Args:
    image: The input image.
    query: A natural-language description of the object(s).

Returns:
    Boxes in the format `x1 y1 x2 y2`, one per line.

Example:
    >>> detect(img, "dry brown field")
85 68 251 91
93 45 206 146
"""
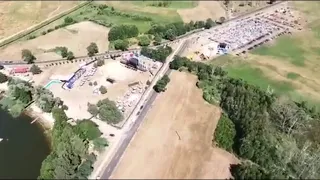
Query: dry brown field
0 1 80 40
0 21 110 61
111 71 239 179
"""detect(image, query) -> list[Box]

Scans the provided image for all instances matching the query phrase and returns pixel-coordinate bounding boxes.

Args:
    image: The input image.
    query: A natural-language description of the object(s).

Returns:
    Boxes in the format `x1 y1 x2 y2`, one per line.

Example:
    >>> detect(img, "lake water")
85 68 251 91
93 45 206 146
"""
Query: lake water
0 109 50 179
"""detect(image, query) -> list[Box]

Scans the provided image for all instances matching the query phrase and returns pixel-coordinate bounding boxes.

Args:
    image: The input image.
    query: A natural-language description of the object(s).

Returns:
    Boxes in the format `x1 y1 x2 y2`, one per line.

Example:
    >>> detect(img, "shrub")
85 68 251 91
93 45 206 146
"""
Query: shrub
93 81 98 86
99 86 107 94
97 98 123 124
66 51 74 60
138 35 151 46
30 64 42 75
114 39 129 51
74 120 102 140
93 137 108 152
87 103 99 116
96 59 104 67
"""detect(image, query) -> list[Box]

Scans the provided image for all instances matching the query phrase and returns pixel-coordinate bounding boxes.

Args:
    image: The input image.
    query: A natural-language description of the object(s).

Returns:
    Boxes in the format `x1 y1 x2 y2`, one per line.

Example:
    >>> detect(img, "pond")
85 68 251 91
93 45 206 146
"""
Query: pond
0 109 50 178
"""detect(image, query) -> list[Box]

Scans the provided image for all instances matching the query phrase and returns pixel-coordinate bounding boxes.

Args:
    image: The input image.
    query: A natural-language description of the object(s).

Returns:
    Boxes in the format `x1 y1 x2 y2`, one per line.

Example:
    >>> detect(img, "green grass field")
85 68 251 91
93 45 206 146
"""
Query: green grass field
21 1 183 40
225 63 295 95
252 36 306 67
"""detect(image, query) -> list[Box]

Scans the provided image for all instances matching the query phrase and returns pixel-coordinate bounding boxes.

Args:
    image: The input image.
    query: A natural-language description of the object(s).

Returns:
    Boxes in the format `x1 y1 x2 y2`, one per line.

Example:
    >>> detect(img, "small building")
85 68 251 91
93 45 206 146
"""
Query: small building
10 67 29 74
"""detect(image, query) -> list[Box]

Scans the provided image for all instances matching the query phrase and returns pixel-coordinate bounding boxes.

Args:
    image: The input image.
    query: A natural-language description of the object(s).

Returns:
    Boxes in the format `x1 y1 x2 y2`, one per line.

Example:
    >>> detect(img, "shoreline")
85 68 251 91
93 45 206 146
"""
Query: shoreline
25 105 54 138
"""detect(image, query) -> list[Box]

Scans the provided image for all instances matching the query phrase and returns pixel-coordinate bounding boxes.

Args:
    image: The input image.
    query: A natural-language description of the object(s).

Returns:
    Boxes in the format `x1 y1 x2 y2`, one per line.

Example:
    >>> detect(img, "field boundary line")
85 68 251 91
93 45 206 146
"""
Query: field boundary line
0 1 91 48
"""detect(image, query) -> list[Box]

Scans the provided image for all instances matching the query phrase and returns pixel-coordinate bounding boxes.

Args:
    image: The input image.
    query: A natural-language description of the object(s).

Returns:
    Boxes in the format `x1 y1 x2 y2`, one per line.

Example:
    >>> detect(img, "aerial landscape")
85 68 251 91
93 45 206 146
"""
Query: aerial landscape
0 0 320 179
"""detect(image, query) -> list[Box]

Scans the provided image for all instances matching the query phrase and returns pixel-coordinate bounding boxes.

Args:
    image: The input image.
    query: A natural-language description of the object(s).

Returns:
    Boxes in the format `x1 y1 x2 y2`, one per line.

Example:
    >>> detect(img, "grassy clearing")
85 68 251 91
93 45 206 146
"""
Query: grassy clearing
20 2 183 40
252 36 306 67
225 63 295 95
132 1 197 9
286 72 300 80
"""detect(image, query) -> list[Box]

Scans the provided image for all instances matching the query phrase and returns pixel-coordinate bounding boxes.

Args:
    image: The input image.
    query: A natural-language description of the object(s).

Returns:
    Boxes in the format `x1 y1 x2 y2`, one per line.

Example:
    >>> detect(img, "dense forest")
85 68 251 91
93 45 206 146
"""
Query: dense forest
170 56 320 179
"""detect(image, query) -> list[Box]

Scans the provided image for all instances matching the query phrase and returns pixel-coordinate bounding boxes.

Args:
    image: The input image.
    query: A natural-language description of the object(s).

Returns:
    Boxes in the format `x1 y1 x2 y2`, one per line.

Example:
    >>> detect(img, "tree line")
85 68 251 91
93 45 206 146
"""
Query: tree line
169 55 320 179
140 45 173 63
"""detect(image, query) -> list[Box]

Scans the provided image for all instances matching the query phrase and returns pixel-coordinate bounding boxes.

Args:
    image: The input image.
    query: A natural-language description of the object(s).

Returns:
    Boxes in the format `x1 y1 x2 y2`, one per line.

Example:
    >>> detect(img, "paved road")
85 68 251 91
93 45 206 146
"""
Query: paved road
96 2 288 179
1 1 286 66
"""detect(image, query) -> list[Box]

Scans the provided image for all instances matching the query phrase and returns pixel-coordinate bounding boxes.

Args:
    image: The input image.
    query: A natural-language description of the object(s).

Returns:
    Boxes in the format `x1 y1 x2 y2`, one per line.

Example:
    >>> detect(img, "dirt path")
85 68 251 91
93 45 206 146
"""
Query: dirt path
111 71 238 179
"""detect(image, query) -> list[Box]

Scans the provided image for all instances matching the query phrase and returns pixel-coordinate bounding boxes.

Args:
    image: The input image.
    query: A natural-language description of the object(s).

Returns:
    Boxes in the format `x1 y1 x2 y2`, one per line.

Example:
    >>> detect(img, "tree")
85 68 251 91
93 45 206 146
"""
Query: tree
205 18 215 29
74 120 102 140
87 42 99 57
64 16 75 24
108 25 139 41
164 29 176 41
87 103 99 116
30 64 42 75
153 75 170 93
114 39 129 51
96 59 105 67
56 47 68 58
153 34 162 45
66 51 74 60
99 86 107 94
0 72 8 83
138 35 151 46
93 137 109 152
21 49 36 64
97 98 123 124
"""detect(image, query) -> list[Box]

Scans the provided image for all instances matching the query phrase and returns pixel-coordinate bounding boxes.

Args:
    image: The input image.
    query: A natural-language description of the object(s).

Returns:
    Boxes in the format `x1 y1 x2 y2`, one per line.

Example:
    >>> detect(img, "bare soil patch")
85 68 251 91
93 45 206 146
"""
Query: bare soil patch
111 71 238 179
0 21 110 61
0 1 79 40
177 1 226 23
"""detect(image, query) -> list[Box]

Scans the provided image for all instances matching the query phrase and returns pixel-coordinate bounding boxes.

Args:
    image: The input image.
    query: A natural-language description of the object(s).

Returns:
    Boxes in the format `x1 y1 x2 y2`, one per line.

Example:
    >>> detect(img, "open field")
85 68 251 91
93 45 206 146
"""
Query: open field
229 1 270 17
207 2 320 109
177 1 225 23
0 21 110 61
111 71 238 179
0 1 80 40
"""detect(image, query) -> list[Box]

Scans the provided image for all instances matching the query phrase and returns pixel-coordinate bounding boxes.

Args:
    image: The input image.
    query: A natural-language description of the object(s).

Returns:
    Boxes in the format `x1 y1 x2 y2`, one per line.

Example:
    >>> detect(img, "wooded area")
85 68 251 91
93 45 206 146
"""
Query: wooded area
170 55 320 179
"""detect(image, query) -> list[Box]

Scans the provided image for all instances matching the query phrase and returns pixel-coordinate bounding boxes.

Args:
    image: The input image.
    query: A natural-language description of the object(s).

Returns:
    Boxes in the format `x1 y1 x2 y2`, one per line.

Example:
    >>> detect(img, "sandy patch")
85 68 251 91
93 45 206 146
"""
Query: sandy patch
177 1 226 23
111 71 239 179
0 21 110 61
0 1 79 40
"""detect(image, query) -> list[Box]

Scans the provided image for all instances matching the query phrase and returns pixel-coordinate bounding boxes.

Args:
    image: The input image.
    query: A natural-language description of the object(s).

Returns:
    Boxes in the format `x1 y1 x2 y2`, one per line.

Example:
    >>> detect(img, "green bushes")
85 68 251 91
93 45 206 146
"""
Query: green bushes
154 75 170 93
87 42 99 57
138 35 151 46
113 39 129 51
214 115 236 151
108 25 139 41
39 108 97 179
55 47 68 58
74 120 102 140
21 49 36 64
147 19 215 41
87 98 123 124
140 45 172 62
